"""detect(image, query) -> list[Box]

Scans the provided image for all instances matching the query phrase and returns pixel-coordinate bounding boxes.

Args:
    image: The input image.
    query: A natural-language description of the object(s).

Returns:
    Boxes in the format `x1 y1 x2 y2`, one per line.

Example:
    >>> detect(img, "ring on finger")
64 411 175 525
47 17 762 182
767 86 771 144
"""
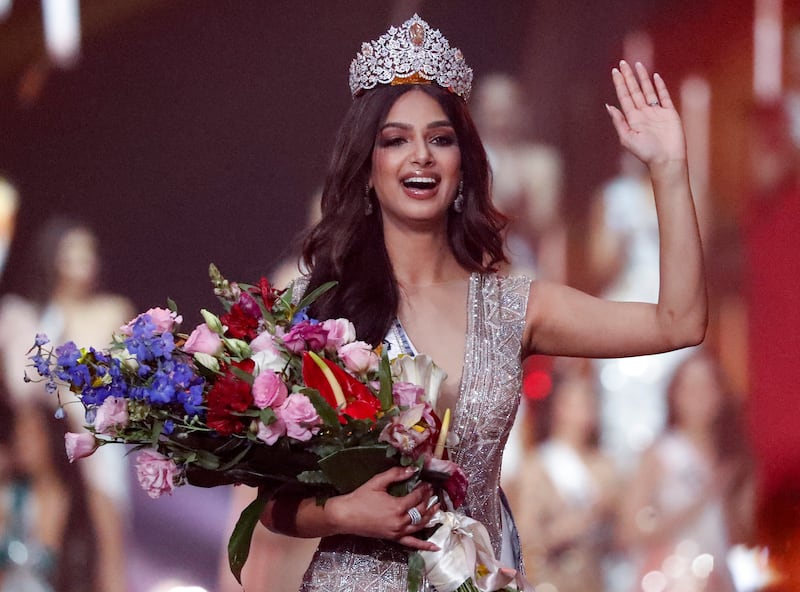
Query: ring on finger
407 507 422 526
648 100 660 107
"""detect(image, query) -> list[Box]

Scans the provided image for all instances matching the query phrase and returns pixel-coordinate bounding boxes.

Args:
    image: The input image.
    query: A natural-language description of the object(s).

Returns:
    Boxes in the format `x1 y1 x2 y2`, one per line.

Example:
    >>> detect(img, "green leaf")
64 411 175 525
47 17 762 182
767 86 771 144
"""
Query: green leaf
150 420 164 446
259 407 277 425
296 469 332 485
318 445 397 493
377 352 394 411
304 389 340 428
228 489 270 584
407 551 425 592
216 441 252 471
167 297 179 314
230 366 255 385
296 281 337 312
192 449 222 470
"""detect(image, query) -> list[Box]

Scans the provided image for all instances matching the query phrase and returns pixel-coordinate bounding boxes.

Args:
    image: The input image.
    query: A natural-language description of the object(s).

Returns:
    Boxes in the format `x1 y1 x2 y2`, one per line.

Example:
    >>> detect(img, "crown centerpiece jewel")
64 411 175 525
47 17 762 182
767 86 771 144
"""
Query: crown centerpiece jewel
349 14 473 100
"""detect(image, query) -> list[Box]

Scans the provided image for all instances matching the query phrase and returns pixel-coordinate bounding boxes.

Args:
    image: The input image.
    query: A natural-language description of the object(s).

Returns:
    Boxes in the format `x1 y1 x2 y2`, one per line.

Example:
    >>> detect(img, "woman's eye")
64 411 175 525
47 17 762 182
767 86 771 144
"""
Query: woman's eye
431 134 457 147
378 136 406 147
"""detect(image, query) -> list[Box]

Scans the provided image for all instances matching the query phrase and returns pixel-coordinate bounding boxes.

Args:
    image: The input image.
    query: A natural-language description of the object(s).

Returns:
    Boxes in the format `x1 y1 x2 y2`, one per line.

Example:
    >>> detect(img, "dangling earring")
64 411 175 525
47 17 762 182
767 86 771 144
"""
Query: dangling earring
453 179 464 213
364 183 374 216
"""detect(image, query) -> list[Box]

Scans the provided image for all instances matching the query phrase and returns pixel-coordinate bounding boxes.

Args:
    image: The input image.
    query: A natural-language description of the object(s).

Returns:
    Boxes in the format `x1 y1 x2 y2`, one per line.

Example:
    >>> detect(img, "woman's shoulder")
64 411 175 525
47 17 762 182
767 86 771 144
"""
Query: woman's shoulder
90 293 135 316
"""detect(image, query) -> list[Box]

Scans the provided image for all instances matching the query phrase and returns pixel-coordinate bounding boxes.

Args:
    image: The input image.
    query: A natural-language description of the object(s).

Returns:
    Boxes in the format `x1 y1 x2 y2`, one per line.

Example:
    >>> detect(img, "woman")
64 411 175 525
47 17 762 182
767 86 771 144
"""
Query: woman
260 15 706 591
0 403 97 592
0 218 133 592
618 351 754 592
513 364 618 592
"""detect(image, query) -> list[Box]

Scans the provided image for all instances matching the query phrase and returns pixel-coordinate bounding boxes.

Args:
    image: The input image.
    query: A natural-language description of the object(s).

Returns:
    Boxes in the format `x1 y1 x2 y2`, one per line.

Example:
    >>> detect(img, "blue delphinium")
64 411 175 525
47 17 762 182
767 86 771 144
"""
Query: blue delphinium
123 315 175 363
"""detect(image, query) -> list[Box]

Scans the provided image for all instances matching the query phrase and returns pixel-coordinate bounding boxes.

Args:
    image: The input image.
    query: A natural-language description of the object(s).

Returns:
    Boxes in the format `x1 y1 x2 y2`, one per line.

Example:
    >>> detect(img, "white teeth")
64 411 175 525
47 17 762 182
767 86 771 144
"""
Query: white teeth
403 176 438 188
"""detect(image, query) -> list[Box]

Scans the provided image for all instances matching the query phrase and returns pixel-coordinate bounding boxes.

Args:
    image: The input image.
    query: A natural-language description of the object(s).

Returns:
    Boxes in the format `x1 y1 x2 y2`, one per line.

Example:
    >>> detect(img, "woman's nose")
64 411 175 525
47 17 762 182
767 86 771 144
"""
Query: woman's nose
410 139 433 166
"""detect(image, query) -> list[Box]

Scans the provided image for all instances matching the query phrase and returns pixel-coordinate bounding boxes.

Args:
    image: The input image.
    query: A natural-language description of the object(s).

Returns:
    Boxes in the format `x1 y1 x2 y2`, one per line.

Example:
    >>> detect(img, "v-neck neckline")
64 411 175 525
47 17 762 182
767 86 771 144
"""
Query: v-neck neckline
390 273 478 418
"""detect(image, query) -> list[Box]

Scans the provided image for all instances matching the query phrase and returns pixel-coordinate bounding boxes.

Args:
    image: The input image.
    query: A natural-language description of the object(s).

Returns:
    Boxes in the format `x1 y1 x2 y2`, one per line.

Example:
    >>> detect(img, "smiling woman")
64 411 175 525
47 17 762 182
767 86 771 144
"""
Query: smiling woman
257 12 706 592
370 90 463 228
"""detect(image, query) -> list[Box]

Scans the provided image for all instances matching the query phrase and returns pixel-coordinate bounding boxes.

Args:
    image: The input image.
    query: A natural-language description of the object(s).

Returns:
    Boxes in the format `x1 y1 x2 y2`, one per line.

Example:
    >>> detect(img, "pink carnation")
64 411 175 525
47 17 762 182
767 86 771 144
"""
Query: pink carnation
183 323 222 355
256 417 286 445
120 307 182 336
135 449 178 498
321 318 356 351
338 341 379 375
64 432 98 462
277 394 321 441
93 396 129 435
252 371 288 409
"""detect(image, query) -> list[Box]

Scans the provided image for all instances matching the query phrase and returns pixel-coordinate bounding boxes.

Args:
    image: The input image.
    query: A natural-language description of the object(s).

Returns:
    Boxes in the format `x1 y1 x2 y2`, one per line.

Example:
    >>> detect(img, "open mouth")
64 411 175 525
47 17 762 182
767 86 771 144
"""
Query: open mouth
402 176 438 190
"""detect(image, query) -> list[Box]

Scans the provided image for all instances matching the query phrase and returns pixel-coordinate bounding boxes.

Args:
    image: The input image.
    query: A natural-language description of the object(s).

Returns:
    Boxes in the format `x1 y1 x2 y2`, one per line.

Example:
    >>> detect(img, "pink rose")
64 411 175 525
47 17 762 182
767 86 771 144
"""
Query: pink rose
252 371 288 409
183 323 223 355
135 449 178 498
120 307 182 336
256 417 286 445
93 396 129 435
283 321 328 353
64 432 98 462
277 394 321 441
338 341 379 375
321 318 356 351
392 381 425 408
250 330 286 373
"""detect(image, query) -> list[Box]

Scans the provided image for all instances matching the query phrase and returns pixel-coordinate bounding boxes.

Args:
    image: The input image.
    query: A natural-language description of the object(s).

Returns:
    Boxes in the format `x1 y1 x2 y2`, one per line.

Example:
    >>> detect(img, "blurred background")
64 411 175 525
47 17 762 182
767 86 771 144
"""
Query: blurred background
0 0 798 591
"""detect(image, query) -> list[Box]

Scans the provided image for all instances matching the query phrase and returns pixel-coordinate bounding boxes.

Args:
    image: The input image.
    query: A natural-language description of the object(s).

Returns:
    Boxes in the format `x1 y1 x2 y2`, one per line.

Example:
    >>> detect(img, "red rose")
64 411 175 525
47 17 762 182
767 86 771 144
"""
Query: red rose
221 302 260 341
206 371 254 435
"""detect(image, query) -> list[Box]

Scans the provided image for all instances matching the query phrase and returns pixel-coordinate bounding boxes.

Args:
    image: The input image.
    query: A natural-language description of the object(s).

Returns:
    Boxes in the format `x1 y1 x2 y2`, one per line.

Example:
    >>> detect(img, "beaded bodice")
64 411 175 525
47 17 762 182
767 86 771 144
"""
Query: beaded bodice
299 273 530 591
449 273 530 556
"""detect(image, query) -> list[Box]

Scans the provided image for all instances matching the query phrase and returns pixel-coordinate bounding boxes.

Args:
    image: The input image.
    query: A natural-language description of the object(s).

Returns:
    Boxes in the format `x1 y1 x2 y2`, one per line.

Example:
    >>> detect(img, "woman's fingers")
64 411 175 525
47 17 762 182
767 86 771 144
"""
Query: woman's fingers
366 465 416 489
653 72 675 110
611 67 636 117
397 534 441 552
619 60 647 109
635 62 660 107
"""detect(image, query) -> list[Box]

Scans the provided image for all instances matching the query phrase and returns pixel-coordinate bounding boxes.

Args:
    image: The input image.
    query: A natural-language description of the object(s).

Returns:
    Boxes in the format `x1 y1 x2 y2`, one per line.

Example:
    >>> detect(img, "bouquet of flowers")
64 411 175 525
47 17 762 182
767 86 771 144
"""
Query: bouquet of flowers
26 264 530 591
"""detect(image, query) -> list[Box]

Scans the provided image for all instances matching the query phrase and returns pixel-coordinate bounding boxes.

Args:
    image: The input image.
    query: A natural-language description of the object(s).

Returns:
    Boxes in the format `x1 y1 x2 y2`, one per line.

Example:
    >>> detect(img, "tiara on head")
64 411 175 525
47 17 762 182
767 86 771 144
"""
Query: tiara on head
348 14 473 100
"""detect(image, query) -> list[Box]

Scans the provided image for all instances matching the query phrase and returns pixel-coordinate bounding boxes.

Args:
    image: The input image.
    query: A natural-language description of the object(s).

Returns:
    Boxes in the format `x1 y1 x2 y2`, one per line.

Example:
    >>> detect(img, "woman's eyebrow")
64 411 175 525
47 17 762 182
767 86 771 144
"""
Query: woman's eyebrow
379 120 454 131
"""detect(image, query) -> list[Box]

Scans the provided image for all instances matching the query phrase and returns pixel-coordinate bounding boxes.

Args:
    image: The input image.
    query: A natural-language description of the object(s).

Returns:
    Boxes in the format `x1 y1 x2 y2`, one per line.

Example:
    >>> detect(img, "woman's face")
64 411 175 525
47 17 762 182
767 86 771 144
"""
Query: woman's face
54 227 99 290
370 89 462 230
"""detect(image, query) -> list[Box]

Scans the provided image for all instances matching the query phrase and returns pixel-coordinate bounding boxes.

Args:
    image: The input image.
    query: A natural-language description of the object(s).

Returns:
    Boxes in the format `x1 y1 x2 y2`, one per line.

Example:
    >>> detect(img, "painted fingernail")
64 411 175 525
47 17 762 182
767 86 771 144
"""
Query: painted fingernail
620 59 628 66
612 68 620 75
427 495 439 509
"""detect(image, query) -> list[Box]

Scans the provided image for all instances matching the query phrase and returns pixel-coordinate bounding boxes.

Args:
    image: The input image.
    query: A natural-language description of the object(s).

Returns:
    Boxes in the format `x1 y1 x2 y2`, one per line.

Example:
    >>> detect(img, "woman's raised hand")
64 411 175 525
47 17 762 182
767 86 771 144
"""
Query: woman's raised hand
326 466 441 551
606 60 687 167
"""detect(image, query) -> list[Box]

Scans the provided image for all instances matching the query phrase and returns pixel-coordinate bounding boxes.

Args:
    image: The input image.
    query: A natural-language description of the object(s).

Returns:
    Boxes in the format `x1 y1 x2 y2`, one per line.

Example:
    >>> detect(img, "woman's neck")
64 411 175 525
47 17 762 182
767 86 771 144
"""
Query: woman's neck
51 282 92 305
382 221 466 287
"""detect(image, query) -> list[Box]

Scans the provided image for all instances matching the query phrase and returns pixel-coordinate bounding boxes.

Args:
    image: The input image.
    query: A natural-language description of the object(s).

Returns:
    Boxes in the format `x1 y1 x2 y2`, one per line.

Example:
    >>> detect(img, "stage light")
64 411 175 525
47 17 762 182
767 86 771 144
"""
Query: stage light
41 0 81 67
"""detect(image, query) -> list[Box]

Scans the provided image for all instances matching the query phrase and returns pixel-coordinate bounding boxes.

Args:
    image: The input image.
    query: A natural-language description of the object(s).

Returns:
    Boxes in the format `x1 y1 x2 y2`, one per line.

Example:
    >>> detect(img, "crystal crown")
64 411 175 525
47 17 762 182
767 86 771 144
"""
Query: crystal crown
348 14 473 100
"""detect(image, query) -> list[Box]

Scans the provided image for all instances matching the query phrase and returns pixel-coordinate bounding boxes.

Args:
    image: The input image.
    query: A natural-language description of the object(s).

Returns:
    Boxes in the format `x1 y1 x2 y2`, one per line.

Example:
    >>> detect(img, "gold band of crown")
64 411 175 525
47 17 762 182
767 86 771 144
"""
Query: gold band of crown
348 14 473 100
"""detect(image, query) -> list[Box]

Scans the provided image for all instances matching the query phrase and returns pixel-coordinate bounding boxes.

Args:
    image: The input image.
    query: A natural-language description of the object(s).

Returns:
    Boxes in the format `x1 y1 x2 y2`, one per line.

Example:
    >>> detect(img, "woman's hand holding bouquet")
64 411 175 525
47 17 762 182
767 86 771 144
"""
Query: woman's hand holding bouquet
25 264 470 585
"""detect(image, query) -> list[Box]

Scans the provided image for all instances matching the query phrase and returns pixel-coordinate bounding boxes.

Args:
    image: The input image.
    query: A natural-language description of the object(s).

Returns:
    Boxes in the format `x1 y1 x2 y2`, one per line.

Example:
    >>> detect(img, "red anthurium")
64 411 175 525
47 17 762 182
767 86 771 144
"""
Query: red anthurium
302 352 380 421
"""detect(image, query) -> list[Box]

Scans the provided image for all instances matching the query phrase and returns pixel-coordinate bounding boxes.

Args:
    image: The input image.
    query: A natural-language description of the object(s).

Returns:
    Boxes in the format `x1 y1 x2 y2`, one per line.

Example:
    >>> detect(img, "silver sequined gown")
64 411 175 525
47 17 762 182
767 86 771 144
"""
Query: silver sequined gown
299 273 531 591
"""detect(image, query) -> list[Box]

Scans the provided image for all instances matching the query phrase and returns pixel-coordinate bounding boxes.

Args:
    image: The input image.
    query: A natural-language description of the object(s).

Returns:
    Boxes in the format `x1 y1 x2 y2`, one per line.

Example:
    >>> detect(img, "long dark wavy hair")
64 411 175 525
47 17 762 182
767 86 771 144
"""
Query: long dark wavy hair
302 84 507 345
